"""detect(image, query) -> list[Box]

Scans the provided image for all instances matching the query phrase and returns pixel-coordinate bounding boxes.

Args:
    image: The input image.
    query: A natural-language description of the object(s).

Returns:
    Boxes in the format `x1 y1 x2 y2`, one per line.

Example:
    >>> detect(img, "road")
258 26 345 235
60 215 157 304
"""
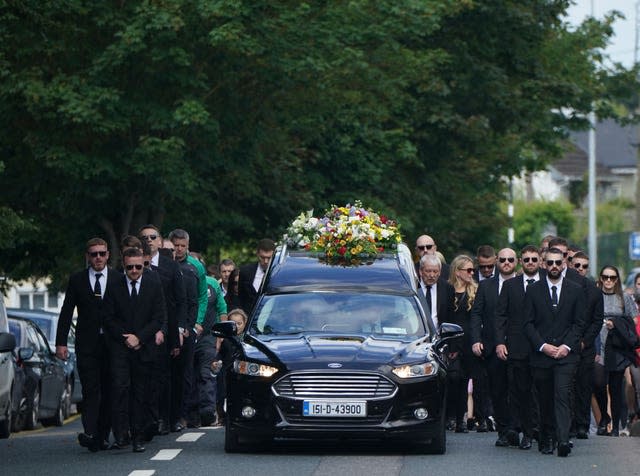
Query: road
1 416 638 476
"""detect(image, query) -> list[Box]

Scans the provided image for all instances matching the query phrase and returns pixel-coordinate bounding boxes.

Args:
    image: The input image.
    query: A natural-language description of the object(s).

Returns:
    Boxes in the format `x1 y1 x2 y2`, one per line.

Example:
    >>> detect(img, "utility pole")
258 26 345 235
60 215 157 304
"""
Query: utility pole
587 0 597 277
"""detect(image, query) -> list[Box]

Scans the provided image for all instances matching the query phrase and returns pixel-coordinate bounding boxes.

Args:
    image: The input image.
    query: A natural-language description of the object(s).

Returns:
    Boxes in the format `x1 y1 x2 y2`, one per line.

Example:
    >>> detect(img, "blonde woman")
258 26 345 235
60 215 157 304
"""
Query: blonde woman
445 254 478 432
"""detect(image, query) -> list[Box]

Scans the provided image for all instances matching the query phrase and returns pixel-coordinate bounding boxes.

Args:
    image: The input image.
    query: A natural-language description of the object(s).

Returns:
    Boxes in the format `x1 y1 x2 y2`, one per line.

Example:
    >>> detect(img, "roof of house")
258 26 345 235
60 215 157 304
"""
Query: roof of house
570 119 638 168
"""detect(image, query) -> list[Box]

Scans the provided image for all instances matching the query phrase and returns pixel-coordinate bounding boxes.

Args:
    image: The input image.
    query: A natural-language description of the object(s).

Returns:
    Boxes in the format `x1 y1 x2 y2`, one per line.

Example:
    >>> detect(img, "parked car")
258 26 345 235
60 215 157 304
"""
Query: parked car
0 299 16 438
10 351 28 433
215 243 462 454
8 316 67 429
7 308 81 413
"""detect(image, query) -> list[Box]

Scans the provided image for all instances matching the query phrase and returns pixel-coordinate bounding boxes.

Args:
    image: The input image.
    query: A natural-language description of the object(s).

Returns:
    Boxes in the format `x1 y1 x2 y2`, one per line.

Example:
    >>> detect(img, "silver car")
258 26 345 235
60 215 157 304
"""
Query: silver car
0 299 16 438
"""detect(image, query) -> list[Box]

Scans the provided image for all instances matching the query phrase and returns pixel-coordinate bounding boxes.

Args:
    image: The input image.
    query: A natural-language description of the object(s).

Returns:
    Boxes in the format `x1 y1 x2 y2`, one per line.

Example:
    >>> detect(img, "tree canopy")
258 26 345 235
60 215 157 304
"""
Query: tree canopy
0 0 637 288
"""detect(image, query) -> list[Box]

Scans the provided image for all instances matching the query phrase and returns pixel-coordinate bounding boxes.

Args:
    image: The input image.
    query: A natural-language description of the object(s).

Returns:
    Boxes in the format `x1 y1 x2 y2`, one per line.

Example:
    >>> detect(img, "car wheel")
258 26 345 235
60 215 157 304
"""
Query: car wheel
425 410 446 455
24 388 40 431
12 393 28 432
0 391 11 439
62 379 72 419
43 391 65 427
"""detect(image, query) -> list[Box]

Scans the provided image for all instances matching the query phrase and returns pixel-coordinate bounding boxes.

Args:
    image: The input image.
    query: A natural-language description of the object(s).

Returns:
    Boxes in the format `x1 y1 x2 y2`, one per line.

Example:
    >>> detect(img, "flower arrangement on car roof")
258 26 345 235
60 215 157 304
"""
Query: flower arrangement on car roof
284 201 402 261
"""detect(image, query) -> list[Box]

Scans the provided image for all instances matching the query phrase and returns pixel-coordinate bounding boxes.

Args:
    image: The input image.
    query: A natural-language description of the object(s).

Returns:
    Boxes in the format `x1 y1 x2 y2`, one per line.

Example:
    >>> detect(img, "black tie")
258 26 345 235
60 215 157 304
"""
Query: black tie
94 273 102 297
425 285 433 313
551 285 558 307
526 278 535 289
131 280 138 299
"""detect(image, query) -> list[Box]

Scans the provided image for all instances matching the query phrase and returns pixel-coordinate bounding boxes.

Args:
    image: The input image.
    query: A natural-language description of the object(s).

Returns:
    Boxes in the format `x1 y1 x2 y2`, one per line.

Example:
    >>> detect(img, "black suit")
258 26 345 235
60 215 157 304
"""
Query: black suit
56 267 119 441
103 272 166 441
238 262 261 315
494 272 543 437
523 277 587 446
470 276 509 435
419 278 454 331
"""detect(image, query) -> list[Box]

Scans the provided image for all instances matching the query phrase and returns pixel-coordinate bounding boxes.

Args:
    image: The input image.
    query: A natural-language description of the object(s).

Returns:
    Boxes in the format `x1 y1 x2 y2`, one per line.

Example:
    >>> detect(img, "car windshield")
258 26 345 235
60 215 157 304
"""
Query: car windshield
251 292 426 338
26 317 53 340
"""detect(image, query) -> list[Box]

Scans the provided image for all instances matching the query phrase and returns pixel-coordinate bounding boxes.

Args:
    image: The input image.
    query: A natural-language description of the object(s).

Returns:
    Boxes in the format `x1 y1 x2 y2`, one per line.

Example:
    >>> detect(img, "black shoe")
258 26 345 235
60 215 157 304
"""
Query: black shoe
476 421 488 432
576 428 588 439
486 417 496 432
78 433 99 453
200 411 216 427
506 430 520 447
143 423 157 442
446 419 455 431
539 437 554 455
158 420 170 436
110 440 129 450
171 422 184 433
495 434 510 447
466 417 476 431
611 428 619 437
132 440 145 453
455 421 469 433
557 442 571 457
519 436 532 450
99 440 110 451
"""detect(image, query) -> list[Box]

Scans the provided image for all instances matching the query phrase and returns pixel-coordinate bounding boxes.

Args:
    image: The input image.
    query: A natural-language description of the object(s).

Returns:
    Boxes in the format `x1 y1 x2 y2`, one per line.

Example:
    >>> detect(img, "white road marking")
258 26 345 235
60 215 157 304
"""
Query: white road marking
128 471 155 476
150 449 182 460
176 432 204 442
199 425 222 430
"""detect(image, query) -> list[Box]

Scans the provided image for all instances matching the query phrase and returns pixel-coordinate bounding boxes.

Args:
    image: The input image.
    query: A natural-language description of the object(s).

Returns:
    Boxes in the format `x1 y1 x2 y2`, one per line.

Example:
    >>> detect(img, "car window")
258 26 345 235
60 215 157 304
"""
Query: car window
27 317 53 341
33 327 50 354
25 325 40 351
8 321 22 346
251 292 426 338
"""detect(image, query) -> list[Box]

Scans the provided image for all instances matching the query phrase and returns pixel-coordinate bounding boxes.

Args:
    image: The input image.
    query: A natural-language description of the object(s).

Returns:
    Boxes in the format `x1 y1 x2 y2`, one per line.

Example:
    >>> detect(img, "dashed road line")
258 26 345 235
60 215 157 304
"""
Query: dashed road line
151 449 182 460
128 471 155 476
176 432 205 442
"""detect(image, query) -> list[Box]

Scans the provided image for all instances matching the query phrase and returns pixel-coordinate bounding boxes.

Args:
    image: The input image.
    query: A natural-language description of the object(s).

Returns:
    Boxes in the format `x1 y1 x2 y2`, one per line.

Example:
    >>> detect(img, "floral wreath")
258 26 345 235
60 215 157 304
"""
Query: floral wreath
283 201 402 262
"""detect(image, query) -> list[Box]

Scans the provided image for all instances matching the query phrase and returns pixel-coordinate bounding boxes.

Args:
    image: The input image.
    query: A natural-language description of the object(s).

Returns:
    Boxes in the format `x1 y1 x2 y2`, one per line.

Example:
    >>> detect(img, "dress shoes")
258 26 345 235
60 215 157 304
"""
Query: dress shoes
519 436 532 450
171 422 184 433
610 428 619 437
506 430 520 447
158 420 170 436
539 437 554 455
446 419 455 431
78 433 100 453
110 439 130 450
466 417 477 431
495 433 510 447
476 420 488 433
576 427 589 439
557 442 571 457
455 421 469 433
100 440 110 451
132 439 145 453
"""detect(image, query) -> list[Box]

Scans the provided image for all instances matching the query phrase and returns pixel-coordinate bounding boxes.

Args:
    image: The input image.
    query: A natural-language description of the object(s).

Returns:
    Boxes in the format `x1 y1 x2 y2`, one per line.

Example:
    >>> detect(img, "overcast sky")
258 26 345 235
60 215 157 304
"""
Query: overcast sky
566 0 637 67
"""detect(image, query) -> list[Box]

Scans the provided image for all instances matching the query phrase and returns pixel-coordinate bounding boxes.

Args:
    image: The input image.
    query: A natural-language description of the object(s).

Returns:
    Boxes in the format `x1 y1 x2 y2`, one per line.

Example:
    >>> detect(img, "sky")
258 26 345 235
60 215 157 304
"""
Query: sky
566 0 637 67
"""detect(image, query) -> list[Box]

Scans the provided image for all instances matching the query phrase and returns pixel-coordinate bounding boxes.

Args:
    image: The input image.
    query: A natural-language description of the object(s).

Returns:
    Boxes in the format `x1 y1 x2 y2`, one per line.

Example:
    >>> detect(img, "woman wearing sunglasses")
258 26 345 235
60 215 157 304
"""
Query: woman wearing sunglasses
595 265 640 436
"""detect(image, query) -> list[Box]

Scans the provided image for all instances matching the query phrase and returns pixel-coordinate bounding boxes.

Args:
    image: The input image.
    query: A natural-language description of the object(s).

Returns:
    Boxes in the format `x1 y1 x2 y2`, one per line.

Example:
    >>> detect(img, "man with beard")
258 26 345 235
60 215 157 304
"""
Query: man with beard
523 248 587 457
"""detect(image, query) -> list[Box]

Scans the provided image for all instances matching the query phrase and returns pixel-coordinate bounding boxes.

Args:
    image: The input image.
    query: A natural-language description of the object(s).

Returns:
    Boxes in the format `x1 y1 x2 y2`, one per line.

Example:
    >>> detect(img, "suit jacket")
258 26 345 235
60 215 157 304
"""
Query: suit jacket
152 254 186 349
419 278 454 333
494 272 544 359
469 275 502 355
56 267 120 355
563 268 604 355
102 272 166 362
238 262 260 315
523 277 587 368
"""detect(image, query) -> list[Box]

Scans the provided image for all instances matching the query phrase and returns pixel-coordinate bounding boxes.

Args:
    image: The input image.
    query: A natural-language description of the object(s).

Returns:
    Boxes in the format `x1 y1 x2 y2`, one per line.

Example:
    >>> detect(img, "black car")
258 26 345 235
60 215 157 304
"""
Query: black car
215 244 462 453
8 317 67 429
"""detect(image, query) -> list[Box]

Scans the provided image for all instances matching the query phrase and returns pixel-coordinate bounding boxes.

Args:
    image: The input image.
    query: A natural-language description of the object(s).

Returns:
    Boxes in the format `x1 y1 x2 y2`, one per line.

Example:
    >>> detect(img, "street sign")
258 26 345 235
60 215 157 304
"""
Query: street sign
629 232 640 260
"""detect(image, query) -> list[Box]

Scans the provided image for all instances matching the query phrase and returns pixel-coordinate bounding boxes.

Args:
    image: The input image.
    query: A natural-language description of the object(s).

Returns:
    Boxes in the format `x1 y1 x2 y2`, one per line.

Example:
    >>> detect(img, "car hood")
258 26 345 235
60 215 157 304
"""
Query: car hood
242 334 433 371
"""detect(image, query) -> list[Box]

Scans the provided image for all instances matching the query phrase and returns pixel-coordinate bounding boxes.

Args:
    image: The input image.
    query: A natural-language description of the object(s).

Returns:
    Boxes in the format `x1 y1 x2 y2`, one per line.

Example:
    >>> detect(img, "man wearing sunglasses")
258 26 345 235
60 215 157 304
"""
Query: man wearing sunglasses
470 248 517 447
56 237 119 452
103 247 166 453
548 238 603 441
523 247 588 457
474 245 497 283
494 245 544 450
414 235 450 280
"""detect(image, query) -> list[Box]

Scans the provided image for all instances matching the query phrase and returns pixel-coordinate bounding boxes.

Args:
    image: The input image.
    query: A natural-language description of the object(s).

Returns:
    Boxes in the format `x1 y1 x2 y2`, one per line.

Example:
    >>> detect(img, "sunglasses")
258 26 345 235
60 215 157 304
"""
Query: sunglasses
417 244 434 251
546 259 563 267
498 257 515 263
522 257 538 263
459 267 475 274
600 274 617 282
574 263 589 270
140 234 158 241
89 251 107 258
126 264 144 271
567 256 573 262
478 264 494 269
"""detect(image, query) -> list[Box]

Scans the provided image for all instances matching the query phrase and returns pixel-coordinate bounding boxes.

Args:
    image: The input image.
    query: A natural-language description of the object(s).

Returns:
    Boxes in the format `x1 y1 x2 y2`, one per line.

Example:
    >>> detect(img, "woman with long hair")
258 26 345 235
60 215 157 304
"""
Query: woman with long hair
446 254 478 432
595 265 640 436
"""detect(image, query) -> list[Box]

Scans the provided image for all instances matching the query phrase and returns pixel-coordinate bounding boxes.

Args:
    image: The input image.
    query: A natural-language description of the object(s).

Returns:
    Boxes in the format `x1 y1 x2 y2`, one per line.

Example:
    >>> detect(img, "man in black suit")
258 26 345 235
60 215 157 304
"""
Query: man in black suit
139 225 187 434
103 247 166 452
494 244 544 450
414 234 450 281
238 238 276 315
523 248 587 457
473 245 497 283
418 254 454 331
470 247 517 446
56 237 117 452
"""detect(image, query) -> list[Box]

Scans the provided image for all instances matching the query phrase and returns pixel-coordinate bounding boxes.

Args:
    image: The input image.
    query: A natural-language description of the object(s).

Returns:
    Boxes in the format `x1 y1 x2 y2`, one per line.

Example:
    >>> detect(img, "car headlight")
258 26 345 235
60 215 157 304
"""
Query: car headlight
392 362 437 378
233 360 279 377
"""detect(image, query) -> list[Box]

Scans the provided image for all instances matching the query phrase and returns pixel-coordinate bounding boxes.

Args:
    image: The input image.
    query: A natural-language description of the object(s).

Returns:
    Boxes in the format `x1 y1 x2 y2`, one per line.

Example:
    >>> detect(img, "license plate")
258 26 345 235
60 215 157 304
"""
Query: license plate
302 400 367 417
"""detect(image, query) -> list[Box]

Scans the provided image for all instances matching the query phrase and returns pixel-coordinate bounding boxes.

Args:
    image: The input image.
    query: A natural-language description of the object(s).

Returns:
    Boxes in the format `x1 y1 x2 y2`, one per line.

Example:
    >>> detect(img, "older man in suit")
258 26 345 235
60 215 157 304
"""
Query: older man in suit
523 247 587 457
238 239 276 315
103 248 166 452
56 237 118 452
418 254 454 331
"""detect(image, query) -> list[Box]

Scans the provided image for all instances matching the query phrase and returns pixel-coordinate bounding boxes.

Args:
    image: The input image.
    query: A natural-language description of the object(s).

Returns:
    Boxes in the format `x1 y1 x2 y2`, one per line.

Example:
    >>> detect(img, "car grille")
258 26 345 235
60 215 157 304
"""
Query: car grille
272 372 396 399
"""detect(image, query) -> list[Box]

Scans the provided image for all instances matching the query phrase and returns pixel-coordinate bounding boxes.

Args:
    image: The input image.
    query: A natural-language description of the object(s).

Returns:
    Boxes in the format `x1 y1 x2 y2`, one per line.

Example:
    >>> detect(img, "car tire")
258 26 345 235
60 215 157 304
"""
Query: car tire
0 391 11 439
24 388 40 431
62 379 72 419
11 393 28 432
425 410 447 455
43 392 65 427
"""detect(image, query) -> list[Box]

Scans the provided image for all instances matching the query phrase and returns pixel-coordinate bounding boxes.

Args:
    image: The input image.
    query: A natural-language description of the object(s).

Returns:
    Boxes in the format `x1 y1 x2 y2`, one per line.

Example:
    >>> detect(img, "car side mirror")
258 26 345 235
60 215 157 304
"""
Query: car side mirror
0 332 16 353
18 347 34 361
434 322 463 352
212 321 238 338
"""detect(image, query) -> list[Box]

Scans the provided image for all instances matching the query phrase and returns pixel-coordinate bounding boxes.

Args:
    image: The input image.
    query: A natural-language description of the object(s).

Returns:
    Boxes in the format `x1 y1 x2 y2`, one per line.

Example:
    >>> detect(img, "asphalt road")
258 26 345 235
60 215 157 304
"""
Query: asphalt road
1 416 638 476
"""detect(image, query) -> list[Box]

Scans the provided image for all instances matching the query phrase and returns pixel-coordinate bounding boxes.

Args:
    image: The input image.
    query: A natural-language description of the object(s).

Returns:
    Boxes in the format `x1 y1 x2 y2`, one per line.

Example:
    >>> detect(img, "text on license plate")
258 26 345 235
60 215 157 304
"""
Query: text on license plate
302 400 367 417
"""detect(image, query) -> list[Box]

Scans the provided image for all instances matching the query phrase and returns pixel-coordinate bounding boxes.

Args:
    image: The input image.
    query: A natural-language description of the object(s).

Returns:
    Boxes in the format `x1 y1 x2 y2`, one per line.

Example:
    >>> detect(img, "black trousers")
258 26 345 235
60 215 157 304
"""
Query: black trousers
532 361 577 444
194 335 217 416
180 333 197 422
76 336 111 440
507 358 533 436
572 351 595 431
110 347 151 440
485 354 509 434
593 362 609 424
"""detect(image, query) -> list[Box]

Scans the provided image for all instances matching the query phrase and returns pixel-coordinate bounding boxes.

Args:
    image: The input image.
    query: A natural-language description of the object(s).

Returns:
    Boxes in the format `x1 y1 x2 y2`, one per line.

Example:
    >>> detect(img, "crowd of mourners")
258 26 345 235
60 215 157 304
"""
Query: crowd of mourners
53 225 640 457
414 234 640 457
